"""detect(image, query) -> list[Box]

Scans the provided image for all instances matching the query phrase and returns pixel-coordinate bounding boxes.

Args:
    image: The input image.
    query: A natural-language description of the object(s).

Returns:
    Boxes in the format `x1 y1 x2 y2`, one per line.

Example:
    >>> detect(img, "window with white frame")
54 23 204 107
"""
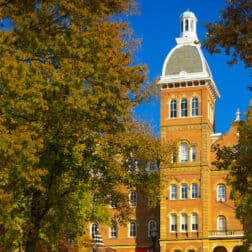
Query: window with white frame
110 221 117 238
191 97 199 116
91 223 98 237
170 99 177 118
129 191 137 207
191 213 198 231
181 98 188 117
170 184 177 200
129 221 137 237
181 183 188 199
191 183 198 199
191 146 196 161
170 214 177 232
147 220 157 237
180 143 189 162
217 184 226 202
217 215 226 232
181 213 188 232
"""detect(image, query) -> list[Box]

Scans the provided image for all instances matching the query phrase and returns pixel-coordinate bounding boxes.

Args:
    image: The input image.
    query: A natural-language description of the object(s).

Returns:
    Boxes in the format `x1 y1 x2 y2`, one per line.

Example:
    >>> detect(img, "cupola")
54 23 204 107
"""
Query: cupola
179 10 198 42
158 10 220 100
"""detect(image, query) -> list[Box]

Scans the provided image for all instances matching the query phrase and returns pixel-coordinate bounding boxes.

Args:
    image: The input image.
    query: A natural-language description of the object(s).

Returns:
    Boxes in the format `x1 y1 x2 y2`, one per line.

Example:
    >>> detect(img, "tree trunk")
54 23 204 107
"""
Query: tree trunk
25 239 37 252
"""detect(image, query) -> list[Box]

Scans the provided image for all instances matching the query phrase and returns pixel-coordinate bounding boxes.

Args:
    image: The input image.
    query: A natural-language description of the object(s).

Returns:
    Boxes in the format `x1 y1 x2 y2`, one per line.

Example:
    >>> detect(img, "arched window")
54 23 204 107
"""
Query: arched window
110 221 118 238
180 143 189 162
170 184 177 200
217 184 226 202
129 191 137 207
181 183 188 199
181 98 188 117
181 213 188 231
191 183 198 199
129 221 137 237
191 97 198 116
170 99 177 118
191 213 198 231
148 220 157 237
185 19 189 31
170 214 177 232
217 215 226 231
91 223 98 237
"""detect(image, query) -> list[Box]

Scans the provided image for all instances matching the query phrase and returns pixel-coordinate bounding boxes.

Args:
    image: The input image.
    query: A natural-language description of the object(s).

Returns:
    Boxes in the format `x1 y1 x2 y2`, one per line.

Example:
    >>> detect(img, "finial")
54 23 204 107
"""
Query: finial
235 108 240 121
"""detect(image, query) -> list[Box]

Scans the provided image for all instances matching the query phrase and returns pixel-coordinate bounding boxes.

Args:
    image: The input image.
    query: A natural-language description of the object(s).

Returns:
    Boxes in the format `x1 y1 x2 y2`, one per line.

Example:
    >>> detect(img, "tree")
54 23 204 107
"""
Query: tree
212 108 252 249
203 1 252 248
203 0 252 67
0 1 162 251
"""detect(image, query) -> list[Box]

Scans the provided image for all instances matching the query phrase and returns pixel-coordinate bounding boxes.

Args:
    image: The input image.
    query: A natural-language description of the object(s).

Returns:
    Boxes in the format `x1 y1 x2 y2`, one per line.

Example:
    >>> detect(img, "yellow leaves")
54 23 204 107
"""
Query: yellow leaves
0 0 157 249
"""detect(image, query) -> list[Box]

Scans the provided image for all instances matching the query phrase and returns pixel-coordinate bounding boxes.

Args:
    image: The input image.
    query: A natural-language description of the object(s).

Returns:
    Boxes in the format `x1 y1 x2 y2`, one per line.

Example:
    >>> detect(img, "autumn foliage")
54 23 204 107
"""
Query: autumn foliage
0 1 162 251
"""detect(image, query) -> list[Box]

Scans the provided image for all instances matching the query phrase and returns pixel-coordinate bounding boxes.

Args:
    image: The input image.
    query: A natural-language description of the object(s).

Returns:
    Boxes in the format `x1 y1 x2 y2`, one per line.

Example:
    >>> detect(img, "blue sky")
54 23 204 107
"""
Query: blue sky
131 0 252 135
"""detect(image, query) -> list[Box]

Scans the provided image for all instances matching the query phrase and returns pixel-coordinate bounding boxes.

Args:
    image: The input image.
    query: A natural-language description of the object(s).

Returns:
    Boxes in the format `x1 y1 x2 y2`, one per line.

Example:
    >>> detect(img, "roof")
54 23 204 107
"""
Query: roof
159 43 220 99
180 10 196 19
164 45 203 75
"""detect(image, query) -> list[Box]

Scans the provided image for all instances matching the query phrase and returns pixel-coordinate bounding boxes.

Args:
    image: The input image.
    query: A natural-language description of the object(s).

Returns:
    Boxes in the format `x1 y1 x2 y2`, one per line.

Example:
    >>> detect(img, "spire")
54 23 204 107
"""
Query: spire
176 10 199 45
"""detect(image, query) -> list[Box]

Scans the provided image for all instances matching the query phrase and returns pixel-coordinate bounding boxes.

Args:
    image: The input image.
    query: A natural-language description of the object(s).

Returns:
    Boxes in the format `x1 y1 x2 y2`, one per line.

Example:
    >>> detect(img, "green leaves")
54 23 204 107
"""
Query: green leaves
0 1 161 251
203 0 252 68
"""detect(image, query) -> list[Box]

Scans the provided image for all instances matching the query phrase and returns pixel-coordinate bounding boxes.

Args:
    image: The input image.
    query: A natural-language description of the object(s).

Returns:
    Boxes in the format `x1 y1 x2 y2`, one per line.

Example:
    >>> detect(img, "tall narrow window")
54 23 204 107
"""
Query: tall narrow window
181 184 188 199
191 183 198 199
181 213 188 232
148 220 157 237
129 221 137 237
170 214 177 232
170 184 177 200
191 146 196 161
170 99 177 118
181 98 188 117
191 213 198 231
110 221 118 238
191 97 199 116
129 191 137 207
180 143 189 162
185 19 189 31
217 184 226 202
91 223 98 237
217 216 226 232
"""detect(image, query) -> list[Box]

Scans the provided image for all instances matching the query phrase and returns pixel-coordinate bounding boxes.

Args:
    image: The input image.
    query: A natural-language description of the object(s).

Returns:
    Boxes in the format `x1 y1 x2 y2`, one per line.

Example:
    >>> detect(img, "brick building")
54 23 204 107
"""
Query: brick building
89 10 244 252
